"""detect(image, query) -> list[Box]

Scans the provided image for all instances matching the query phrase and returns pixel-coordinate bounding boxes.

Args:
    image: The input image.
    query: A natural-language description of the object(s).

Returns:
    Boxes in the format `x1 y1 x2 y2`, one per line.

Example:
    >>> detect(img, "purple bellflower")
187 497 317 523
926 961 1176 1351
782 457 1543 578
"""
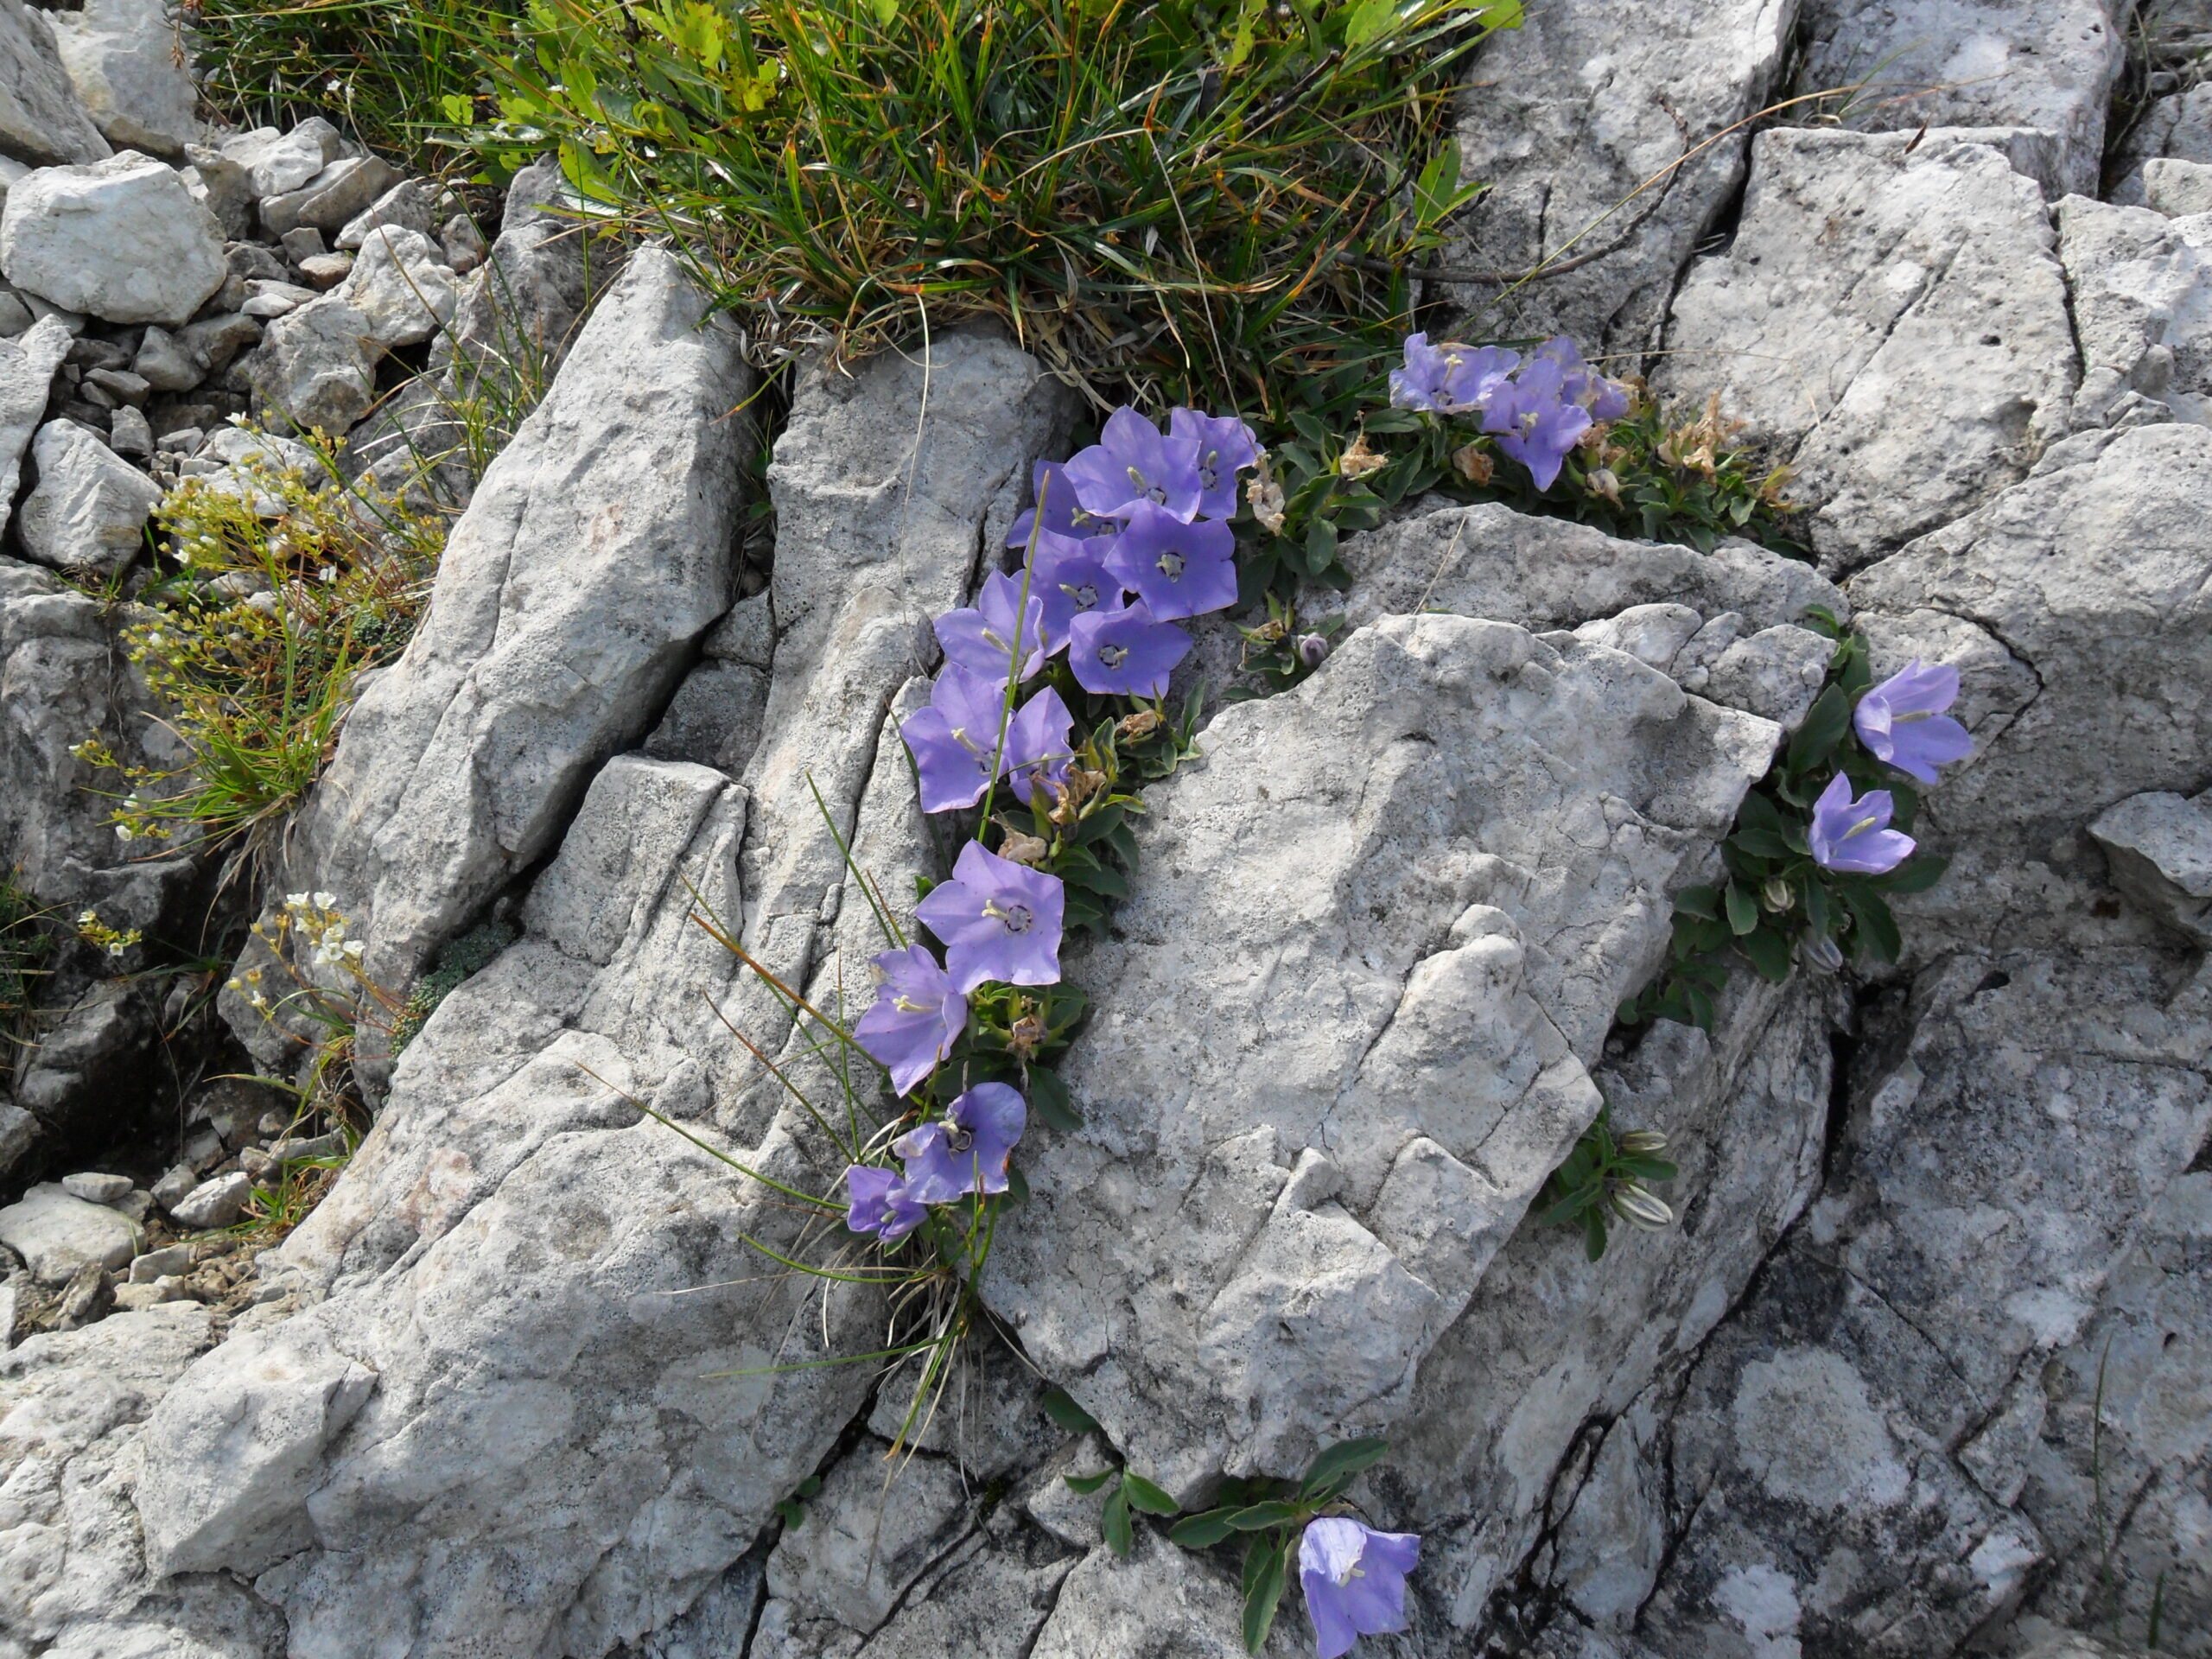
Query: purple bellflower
1390 333 1520 415
1168 408 1262 520
1809 772 1916 874
1104 502 1237 620
1068 599 1192 698
1063 407 1204 523
1299 1517 1421 1659
894 1082 1028 1204
1028 531 1118 651
903 670 1074 813
1009 459 1122 552
1483 355 1593 490
1003 683 1077 803
1531 336 1632 422
854 944 966 1096
843 1164 928 1243
915 839 1066 991
1854 660 1974 785
936 569 1047 683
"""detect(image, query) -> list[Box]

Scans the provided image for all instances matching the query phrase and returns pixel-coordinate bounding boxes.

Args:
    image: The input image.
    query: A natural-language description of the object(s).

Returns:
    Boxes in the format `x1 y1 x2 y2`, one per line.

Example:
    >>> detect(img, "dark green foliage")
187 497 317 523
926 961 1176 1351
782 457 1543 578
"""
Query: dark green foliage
0 872 53 1064
1536 1105 1679 1262
390 918 520 1056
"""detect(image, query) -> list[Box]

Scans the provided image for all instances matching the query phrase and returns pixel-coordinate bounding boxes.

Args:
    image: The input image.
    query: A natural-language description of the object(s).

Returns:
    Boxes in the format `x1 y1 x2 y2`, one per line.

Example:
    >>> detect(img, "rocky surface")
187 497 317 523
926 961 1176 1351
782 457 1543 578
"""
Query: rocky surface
0 3 2204 1656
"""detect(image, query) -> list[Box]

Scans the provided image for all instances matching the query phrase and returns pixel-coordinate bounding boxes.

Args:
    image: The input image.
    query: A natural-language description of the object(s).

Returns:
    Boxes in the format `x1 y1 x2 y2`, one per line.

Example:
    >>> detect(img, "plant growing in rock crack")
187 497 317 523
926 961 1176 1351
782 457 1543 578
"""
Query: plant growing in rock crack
227 893 400 1130
72 434 444 869
0 871 55 1066
1537 1105 1677 1262
1233 330 1804 603
1619 614 1971 1032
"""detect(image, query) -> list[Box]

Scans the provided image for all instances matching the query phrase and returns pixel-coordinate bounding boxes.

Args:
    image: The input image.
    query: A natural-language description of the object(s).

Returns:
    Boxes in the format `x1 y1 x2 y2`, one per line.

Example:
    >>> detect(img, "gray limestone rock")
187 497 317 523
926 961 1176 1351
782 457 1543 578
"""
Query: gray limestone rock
226 246 753 1073
257 153 400 239
337 224 456 347
334 177 438 252
218 119 339 199
180 143 253 238
60 1171 130 1204
0 0 111 168
2110 82 2212 207
643 658 769 776
166 1171 249 1230
1027 1531 1293 1658
17 416 160 575
10 980 168 1151
44 0 200 156
985 611 1779 1497
2091 790 2212 943
1657 129 2078 571
1439 0 1796 355
761 1441 972 1630
1795 0 2121 198
2144 156 2212 218
0 1304 215 1647
241 292 380 433
2057 194 2212 429
0 151 226 326
0 1181 138 1282
0 310 70 532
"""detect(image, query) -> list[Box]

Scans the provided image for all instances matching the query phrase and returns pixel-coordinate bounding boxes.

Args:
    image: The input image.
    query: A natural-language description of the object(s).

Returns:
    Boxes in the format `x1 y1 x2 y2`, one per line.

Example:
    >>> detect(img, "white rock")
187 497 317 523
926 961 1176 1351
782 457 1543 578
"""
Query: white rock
762 1441 970 1629
1796 0 2120 198
0 0 112 167
259 153 400 239
242 293 379 432
105 399 148 458
0 1181 138 1282
334 176 436 251
59 1171 130 1204
1440 0 1797 352
985 612 1778 1497
2143 156 2212 218
1028 1533 1260 1659
1658 129 2077 570
0 150 226 326
178 141 251 238
2056 194 2212 428
44 0 200 156
149 1162 197 1211
0 310 69 536
439 212 486 275
218 118 339 199
0 1097 37 1176
2090 790 2212 943
128 1242 191 1281
16 416 160 575
2112 82 2212 205
166 1169 250 1230
339 223 457 347
190 421 318 516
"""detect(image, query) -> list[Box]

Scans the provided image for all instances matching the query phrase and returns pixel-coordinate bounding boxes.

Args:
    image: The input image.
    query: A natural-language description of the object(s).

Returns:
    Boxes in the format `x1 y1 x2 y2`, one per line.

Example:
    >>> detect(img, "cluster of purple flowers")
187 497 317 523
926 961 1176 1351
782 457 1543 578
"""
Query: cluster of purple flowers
1389 333 1631 492
845 406 1261 1244
1809 660 1976 876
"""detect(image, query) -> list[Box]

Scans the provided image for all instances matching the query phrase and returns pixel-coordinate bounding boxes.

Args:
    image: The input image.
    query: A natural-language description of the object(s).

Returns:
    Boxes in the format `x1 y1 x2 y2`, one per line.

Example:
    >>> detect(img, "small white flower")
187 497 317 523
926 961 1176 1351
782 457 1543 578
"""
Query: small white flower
115 823 136 842
313 891 338 910
107 940 125 957
326 78 342 95
287 891 310 909
78 910 96 925
343 940 365 959
319 564 337 584
315 941 345 966
145 631 164 648
226 978 243 992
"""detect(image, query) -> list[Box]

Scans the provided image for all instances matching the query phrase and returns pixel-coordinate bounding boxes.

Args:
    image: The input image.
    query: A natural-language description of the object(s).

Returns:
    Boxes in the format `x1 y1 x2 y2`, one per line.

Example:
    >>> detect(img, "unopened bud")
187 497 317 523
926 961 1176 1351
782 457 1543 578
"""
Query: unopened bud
1762 877 1794 912
1610 1182 1674 1230
1296 633 1330 669
1799 931 1845 974
1618 1128 1669 1156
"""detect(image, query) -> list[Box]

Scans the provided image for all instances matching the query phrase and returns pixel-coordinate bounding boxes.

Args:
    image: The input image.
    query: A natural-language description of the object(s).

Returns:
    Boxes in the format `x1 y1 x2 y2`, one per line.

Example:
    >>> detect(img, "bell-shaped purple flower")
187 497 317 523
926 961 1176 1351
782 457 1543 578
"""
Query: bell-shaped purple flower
902 665 1013 813
1854 660 1974 785
1483 356 1593 491
1168 408 1262 520
1009 459 1123 553
1003 682 1076 804
1062 407 1204 523
1103 502 1237 621
1067 599 1192 698
854 944 966 1096
937 569 1047 683
1028 531 1120 653
1531 336 1632 422
1390 333 1519 415
1809 772 1915 874
844 1164 928 1243
916 840 1065 992
893 1082 1028 1203
1299 1517 1421 1659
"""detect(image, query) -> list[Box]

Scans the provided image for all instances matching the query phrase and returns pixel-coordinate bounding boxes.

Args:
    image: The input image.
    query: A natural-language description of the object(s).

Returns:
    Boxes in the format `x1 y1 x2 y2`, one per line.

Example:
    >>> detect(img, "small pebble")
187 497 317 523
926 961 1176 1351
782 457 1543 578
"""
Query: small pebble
181 1129 222 1170
129 1243 193 1282
113 1190 153 1224
279 226 327 263
271 1130 346 1164
258 1111 292 1137
55 1262 111 1329
84 366 149 405
109 404 153 460
296 251 354 289
240 292 300 319
155 424 205 456
168 1170 251 1230
150 1163 200 1209
60 1172 133 1205
111 1281 171 1313
238 1147 273 1178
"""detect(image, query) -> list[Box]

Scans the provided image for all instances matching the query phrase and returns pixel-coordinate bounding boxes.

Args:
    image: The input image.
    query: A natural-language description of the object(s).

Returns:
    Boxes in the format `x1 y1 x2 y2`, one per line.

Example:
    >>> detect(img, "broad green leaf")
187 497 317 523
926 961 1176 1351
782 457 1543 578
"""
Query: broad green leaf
1042 1386 1100 1434
1064 1467 1118 1495
1787 687 1850 774
1169 1510 1237 1548
1102 1480 1134 1557
1122 1472 1181 1515
1242 1535 1290 1654
1300 1436 1389 1497
1724 881 1758 937
1673 884 1720 920
1027 1067 1084 1132
1739 924 1792 983
1877 853 1949 894
1225 1500 1302 1530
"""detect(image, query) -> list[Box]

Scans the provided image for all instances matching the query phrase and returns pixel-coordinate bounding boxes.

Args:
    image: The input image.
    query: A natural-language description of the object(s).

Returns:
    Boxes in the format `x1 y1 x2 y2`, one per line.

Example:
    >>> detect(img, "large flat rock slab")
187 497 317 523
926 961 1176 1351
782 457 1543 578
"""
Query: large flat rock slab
1658 129 2076 570
985 611 1777 1497
1439 0 1798 356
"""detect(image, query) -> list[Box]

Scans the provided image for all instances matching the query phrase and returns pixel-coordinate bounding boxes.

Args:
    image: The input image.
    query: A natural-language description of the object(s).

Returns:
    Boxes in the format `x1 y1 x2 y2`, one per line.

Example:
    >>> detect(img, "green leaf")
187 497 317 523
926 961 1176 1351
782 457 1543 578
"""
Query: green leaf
1224 1500 1302 1530
1730 827 1796 861
1122 1472 1181 1516
1300 1436 1389 1497
1062 861 1130 899
1076 804 1125 844
1843 885 1902 963
1724 880 1758 937
1065 1466 1119 1496
1042 1385 1100 1434
1787 686 1850 773
1027 1067 1084 1133
1876 853 1949 894
1168 1509 1238 1548
1673 884 1720 920
1303 515 1338 575
1102 1480 1134 1558
1739 924 1792 984
1242 1535 1290 1654
1804 875 1830 938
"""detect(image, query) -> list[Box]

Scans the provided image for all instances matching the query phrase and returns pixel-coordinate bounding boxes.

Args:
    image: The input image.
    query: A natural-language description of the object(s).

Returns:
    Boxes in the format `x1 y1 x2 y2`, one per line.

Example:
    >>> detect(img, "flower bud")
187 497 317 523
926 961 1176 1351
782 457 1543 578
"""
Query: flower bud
1618 1128 1669 1156
1296 633 1331 669
1586 467 1621 505
1798 931 1845 974
1761 877 1794 912
1610 1182 1674 1230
